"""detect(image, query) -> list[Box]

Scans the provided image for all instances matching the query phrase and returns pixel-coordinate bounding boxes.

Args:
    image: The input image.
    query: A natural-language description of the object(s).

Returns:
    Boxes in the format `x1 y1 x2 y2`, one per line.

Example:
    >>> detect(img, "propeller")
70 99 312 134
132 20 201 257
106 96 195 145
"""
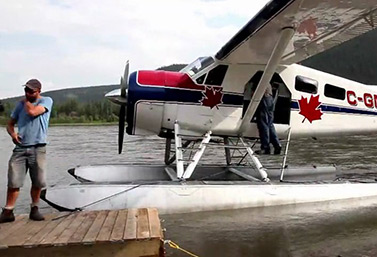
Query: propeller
118 60 129 154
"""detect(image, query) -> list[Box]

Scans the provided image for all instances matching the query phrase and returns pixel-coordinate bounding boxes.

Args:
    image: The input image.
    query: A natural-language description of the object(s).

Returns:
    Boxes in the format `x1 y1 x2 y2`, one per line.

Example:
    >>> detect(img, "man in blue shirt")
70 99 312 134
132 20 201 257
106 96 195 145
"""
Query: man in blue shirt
0 79 53 223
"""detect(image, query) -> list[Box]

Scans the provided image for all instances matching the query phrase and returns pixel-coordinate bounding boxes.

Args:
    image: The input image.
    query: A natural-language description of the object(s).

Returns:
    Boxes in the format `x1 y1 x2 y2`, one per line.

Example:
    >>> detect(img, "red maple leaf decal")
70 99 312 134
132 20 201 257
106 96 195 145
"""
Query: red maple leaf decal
200 86 223 109
297 17 318 40
298 95 323 123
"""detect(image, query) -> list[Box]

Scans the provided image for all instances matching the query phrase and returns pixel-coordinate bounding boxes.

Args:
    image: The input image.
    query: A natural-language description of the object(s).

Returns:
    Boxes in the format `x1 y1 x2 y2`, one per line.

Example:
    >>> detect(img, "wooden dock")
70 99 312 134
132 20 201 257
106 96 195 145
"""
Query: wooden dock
0 208 164 257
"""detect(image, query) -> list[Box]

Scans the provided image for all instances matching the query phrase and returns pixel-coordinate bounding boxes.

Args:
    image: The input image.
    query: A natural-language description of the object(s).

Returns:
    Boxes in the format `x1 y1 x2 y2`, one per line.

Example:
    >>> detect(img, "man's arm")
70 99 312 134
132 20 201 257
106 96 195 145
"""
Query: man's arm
24 100 46 117
6 118 21 145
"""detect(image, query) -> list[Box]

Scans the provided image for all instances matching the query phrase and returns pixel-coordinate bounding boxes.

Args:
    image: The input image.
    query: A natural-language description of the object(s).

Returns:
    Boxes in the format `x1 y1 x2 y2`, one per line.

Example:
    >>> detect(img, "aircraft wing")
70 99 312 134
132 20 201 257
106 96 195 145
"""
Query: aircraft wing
216 0 377 65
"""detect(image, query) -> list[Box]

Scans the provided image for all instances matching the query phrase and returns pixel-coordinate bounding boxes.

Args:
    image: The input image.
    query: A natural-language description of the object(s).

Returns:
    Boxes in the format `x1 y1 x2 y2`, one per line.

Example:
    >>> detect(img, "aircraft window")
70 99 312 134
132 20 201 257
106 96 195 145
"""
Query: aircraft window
196 74 206 84
295 76 318 94
205 65 228 86
324 84 345 100
180 56 214 76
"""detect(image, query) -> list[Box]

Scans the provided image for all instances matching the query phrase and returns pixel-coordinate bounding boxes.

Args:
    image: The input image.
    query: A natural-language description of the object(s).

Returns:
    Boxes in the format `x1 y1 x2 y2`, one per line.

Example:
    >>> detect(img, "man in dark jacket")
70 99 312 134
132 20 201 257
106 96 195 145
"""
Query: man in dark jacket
255 83 282 155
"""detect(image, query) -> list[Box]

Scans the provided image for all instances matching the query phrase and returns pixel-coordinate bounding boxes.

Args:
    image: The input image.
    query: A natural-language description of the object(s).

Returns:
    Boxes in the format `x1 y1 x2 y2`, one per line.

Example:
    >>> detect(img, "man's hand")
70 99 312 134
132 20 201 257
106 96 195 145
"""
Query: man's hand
11 134 22 145
7 119 21 145
23 99 46 117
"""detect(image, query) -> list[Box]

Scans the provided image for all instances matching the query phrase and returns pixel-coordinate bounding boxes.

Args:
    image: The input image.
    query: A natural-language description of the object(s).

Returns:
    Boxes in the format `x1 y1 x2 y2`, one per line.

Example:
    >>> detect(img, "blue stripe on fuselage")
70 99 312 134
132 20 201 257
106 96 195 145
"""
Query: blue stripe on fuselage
126 71 244 135
291 100 377 116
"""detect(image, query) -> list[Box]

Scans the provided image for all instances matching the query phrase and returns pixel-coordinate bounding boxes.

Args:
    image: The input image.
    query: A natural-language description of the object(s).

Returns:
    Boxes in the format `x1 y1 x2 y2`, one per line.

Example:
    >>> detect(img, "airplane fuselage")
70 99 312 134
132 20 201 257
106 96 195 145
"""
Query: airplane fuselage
125 61 377 140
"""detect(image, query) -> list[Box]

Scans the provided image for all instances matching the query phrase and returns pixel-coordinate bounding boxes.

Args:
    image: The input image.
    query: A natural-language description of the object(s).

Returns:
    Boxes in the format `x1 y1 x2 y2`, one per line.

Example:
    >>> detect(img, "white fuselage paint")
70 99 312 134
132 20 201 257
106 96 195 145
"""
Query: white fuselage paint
132 63 377 138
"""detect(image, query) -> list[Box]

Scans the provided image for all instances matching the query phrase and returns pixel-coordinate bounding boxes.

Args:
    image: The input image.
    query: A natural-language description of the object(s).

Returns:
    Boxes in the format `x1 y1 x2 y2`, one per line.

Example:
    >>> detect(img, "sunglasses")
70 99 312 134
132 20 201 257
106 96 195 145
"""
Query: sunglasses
24 87 38 94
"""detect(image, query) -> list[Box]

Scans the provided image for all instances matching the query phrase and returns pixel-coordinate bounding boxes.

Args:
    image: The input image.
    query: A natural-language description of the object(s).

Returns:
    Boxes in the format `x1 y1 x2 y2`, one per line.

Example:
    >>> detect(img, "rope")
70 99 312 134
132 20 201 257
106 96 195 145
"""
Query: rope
52 182 157 220
78 184 142 210
164 240 200 257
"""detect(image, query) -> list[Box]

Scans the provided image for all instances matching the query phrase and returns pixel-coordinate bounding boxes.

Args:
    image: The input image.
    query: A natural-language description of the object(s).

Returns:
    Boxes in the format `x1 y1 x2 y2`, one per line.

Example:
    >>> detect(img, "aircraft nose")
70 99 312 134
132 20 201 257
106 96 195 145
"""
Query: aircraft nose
105 89 128 105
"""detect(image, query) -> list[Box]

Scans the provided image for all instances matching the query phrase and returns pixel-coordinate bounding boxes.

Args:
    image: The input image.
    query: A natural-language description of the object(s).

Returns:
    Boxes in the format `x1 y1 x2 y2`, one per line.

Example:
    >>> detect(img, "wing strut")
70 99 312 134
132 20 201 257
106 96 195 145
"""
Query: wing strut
174 121 212 180
364 13 375 28
238 27 295 134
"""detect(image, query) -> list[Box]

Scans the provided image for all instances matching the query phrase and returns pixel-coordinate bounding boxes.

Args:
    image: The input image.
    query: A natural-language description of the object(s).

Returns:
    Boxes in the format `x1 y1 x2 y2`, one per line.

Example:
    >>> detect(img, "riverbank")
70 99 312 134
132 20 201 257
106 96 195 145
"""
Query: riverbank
50 122 117 126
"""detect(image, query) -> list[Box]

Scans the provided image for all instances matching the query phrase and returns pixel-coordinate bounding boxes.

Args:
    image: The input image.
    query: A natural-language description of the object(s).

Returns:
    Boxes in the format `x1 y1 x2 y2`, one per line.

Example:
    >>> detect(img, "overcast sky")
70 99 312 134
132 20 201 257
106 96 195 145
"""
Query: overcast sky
0 0 269 99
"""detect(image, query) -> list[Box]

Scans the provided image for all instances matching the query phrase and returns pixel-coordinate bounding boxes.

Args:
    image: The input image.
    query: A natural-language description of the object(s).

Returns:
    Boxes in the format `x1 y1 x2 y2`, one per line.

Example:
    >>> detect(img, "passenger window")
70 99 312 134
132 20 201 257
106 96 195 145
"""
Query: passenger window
205 65 228 86
324 84 345 100
196 74 206 84
295 76 318 94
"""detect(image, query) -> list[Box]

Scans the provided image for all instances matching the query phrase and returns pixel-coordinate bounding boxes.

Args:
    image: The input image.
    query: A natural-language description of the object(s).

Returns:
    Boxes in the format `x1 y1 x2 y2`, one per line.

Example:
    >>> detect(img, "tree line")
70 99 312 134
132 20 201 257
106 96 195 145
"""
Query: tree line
0 99 120 125
0 64 187 126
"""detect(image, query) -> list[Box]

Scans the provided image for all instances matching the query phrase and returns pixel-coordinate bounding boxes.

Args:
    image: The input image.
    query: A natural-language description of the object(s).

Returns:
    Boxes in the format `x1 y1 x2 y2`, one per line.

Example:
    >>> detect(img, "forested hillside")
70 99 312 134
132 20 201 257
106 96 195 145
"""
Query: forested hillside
157 64 186 72
303 29 377 85
0 65 184 124
2 84 119 106
1 63 186 105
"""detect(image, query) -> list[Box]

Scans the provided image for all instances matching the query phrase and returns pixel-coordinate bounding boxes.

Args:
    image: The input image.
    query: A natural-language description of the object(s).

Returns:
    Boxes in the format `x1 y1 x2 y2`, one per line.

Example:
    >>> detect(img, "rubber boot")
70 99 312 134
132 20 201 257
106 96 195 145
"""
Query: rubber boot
0 208 15 223
29 206 45 221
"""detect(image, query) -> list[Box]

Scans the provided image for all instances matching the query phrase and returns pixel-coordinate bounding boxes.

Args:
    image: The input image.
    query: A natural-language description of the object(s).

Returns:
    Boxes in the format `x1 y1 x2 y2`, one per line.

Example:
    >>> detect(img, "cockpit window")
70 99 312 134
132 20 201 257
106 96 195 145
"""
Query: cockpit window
180 56 215 76
205 65 228 86
196 74 206 84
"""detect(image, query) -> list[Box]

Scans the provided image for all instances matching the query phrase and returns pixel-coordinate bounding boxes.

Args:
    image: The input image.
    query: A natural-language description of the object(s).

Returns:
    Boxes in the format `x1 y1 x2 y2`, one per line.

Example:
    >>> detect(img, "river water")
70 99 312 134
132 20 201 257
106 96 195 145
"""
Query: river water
0 126 377 256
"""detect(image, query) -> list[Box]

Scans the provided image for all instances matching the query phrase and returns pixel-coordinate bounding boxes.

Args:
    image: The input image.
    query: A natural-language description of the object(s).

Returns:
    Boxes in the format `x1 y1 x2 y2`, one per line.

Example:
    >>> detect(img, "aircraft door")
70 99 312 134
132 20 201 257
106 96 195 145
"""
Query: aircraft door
242 71 291 125
272 80 291 125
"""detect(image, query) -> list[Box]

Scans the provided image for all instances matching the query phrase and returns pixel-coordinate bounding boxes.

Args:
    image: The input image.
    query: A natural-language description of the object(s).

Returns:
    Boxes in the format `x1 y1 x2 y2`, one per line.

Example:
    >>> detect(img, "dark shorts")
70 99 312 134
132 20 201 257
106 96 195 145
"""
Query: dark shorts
8 145 47 188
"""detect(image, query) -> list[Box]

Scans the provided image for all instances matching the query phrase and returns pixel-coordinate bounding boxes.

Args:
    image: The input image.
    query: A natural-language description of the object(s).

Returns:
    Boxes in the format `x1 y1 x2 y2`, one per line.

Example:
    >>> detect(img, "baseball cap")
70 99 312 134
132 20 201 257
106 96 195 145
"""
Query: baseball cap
23 79 42 90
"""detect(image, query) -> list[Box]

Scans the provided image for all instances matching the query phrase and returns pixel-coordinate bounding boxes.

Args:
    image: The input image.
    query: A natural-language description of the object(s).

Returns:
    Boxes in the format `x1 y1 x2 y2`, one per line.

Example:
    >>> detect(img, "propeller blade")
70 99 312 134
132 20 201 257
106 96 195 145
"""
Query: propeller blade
118 105 126 154
121 60 129 97
117 60 129 154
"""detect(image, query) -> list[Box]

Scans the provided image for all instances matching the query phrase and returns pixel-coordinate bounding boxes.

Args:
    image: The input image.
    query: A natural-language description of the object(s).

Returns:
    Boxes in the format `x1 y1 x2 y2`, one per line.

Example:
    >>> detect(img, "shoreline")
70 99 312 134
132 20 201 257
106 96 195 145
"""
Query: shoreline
50 122 118 126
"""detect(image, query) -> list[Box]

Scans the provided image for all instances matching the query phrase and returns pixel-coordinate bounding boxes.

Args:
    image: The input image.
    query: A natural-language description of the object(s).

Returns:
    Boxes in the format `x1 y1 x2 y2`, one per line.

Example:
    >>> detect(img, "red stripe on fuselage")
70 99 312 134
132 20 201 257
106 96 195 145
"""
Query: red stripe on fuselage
138 70 217 91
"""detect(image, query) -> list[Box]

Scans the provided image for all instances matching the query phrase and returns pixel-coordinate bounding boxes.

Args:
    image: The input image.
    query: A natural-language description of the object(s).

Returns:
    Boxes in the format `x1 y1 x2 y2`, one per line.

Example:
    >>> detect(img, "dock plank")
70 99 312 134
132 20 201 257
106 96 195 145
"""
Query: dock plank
5 221 33 245
0 215 29 246
39 212 77 246
124 208 138 240
0 215 28 237
5 215 54 247
109 209 128 242
68 211 98 244
96 210 118 242
148 208 162 238
137 208 150 239
54 211 88 245
82 210 109 244
24 214 65 247
0 208 164 256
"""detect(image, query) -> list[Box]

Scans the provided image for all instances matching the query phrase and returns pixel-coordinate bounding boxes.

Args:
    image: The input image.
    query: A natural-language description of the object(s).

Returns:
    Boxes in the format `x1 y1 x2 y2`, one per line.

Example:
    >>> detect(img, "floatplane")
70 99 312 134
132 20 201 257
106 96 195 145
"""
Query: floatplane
41 0 377 214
